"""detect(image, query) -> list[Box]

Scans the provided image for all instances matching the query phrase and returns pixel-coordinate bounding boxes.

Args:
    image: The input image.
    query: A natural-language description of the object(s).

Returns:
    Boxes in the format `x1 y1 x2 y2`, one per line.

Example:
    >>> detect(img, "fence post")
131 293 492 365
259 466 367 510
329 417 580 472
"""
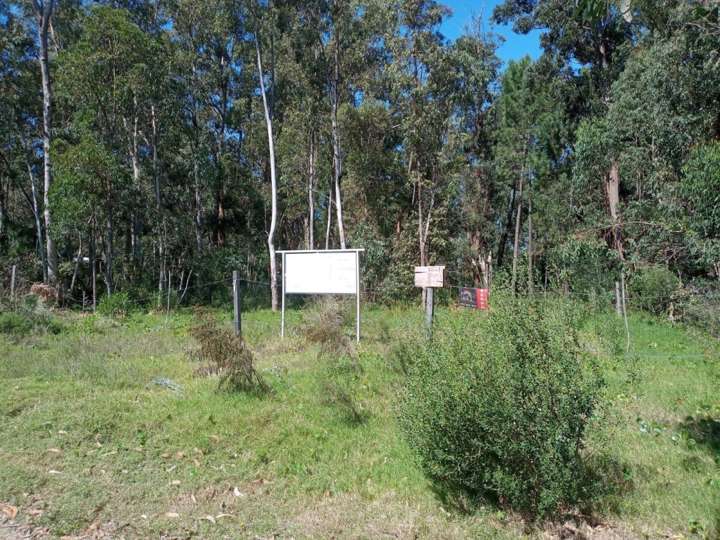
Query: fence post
10 265 16 303
233 270 242 338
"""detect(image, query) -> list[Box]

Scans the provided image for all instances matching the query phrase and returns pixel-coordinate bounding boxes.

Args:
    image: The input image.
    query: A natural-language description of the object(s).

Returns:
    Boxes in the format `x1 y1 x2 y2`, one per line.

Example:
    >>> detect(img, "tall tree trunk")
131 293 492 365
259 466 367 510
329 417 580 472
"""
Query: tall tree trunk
330 35 346 249
527 183 533 296
105 205 114 295
151 104 160 208
307 131 316 250
511 175 524 295
125 105 141 265
193 157 203 253
497 186 516 269
90 229 97 311
606 159 624 310
25 158 48 282
325 190 332 249
256 37 279 311
35 0 57 285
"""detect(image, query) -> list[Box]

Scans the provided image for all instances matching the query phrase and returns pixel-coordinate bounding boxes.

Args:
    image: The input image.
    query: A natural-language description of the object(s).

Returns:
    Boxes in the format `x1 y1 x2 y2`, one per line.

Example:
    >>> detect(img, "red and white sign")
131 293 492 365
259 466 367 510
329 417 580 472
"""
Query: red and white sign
458 287 489 310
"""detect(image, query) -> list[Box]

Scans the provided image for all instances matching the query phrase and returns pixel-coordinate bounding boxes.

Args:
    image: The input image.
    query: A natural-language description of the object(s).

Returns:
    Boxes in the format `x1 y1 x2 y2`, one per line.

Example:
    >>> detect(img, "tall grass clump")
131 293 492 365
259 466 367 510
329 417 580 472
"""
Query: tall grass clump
301 297 367 424
397 297 604 518
189 311 269 394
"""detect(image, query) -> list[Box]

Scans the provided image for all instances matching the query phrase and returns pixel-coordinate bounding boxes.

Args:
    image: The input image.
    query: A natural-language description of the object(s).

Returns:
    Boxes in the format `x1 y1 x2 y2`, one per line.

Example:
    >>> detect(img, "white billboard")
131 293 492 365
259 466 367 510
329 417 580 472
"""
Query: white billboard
284 250 358 295
278 249 364 341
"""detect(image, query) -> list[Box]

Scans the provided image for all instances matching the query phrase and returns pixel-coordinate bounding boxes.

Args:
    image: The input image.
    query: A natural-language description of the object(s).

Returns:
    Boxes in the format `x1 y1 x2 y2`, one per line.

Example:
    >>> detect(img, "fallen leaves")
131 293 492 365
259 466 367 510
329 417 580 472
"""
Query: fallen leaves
0 503 18 519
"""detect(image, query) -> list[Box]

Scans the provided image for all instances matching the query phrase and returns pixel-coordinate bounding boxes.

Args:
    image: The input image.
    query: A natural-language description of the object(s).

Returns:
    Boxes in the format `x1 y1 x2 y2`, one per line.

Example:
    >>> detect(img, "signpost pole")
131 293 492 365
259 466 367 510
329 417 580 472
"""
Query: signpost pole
424 286 434 335
281 252 286 338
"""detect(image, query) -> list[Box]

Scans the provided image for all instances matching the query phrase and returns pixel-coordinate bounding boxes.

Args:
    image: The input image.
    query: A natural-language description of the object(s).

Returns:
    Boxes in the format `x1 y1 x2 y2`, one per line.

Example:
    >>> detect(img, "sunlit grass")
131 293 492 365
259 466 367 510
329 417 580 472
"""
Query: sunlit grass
0 305 718 538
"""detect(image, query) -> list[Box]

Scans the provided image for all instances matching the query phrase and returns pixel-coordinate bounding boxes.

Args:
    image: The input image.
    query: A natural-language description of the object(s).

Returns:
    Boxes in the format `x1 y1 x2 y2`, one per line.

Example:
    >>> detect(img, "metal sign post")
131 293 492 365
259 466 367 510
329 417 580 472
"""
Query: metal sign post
415 265 445 335
278 249 364 342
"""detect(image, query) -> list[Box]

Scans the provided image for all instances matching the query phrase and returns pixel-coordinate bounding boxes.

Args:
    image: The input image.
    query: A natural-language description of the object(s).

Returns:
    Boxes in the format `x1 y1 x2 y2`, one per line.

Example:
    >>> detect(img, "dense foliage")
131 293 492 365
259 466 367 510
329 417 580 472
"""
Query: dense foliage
397 299 604 517
0 1 719 314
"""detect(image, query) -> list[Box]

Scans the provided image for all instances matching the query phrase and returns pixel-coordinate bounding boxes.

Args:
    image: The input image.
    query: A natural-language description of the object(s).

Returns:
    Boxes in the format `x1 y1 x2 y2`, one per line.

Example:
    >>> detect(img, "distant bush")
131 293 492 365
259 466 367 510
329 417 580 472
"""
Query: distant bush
628 265 679 315
0 297 64 337
97 292 135 318
397 298 604 518
674 280 720 338
189 311 268 394
0 312 34 335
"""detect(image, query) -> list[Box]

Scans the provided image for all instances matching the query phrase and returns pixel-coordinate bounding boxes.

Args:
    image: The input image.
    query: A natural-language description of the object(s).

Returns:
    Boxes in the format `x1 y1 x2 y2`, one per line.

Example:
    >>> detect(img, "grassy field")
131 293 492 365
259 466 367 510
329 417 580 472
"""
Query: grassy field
0 303 719 539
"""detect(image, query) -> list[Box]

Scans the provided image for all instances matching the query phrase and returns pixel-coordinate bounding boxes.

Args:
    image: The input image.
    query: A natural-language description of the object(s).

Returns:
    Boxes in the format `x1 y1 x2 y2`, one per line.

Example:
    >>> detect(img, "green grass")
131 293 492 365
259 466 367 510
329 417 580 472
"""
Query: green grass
0 305 718 538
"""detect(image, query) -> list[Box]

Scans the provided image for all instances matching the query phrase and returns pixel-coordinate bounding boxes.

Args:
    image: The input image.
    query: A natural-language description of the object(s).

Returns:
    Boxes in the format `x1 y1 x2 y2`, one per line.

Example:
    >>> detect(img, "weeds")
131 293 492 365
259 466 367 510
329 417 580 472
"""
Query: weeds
301 298 366 424
189 311 269 394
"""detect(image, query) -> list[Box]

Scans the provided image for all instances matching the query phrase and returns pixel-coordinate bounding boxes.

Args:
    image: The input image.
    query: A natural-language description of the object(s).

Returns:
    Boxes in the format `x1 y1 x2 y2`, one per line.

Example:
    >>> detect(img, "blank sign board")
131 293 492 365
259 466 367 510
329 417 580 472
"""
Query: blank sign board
284 251 358 294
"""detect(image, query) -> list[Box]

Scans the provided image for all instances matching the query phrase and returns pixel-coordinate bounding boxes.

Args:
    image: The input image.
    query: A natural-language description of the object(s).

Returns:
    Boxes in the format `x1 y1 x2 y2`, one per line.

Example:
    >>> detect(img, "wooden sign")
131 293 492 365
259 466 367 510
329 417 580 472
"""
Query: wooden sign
414 265 445 288
458 287 489 310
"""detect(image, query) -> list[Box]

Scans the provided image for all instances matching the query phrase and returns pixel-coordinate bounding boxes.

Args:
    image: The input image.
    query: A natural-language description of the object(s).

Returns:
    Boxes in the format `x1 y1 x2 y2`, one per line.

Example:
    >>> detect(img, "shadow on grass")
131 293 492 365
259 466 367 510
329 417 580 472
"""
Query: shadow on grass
680 415 720 457
424 453 634 524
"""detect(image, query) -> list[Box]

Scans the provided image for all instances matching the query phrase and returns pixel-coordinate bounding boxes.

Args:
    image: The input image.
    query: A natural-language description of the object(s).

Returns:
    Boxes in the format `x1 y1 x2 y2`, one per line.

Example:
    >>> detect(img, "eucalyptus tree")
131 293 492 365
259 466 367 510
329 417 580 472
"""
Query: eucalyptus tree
387 0 454 271
445 22 501 288
55 5 161 291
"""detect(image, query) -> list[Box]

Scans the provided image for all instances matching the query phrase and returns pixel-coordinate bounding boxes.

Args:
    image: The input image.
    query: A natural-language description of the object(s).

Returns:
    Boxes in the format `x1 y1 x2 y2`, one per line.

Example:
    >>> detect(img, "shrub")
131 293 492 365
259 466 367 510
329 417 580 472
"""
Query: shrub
674 280 720 337
300 297 366 423
0 298 64 338
189 311 269 394
397 298 604 518
0 312 33 335
300 297 355 360
97 292 135 318
628 265 679 315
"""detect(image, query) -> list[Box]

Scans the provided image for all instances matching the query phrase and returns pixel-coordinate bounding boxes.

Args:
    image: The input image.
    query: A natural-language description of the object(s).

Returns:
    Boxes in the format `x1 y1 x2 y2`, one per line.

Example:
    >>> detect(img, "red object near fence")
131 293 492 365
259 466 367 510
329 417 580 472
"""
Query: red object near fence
476 288 489 310
459 287 489 310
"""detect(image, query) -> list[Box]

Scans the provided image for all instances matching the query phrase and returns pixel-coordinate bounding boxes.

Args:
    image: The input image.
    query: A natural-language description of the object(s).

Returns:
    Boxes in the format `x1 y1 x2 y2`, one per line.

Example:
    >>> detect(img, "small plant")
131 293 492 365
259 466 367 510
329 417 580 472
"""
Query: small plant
628 265 679 315
189 311 269 394
397 297 604 518
300 297 355 359
0 297 64 338
97 291 135 318
301 298 366 423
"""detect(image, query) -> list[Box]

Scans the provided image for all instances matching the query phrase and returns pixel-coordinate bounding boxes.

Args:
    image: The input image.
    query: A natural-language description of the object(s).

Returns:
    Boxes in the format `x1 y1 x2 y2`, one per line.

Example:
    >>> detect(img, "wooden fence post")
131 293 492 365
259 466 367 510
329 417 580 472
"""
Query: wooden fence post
233 270 242 338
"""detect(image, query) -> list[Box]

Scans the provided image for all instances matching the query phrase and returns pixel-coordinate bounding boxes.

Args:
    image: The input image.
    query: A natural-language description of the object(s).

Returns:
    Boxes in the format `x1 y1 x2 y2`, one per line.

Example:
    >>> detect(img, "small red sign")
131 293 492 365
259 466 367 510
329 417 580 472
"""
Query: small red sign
476 288 489 310
459 287 489 310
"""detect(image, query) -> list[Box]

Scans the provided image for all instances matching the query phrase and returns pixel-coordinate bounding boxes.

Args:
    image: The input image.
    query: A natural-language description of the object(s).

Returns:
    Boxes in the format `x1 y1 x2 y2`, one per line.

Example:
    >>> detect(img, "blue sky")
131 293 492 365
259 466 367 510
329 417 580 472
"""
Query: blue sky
440 0 542 67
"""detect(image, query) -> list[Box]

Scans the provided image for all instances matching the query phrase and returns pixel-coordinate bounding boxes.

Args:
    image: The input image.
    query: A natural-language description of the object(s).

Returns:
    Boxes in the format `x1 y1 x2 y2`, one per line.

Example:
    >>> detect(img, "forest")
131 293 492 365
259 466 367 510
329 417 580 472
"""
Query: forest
1 0 720 318
3 2 720 537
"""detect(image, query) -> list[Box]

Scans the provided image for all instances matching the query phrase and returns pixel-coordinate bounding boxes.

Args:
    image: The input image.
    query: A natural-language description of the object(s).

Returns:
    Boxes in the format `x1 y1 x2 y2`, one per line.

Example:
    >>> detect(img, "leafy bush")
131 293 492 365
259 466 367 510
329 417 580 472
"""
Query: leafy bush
628 265 679 315
674 280 720 337
97 292 135 318
0 312 33 335
189 311 269 394
397 298 604 518
0 298 64 337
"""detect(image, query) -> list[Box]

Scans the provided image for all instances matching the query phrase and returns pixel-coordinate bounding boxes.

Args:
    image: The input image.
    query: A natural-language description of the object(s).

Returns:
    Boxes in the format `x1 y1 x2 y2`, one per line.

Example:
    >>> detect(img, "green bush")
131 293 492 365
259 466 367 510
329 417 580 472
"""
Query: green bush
628 265 679 315
96 292 135 318
397 298 604 518
0 312 34 335
0 301 64 337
